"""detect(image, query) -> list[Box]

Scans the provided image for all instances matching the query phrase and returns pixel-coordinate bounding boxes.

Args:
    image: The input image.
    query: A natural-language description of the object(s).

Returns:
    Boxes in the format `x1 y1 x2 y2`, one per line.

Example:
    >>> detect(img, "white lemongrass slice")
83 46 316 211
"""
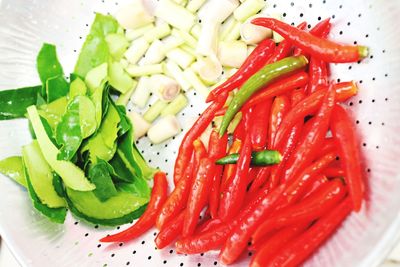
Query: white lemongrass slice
128 111 151 140
198 0 239 23
194 55 223 83
223 20 242 41
247 45 257 57
190 24 201 39
218 40 248 68
154 0 196 31
142 40 166 65
270 13 285 43
171 29 197 48
161 94 188 117
126 64 164 77
183 69 210 98
124 38 149 64
125 24 155 41
147 115 182 144
240 15 273 44
143 22 171 43
165 61 191 91
162 35 185 52
187 0 207 12
234 0 265 22
196 21 219 56
131 76 151 108
115 0 154 29
166 48 195 69
150 74 181 102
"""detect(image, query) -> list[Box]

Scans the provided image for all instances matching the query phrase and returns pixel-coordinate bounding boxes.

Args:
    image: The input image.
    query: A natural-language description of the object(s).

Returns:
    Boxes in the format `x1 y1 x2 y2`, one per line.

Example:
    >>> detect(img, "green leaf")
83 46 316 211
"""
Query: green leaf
85 63 108 93
0 86 39 120
89 159 118 202
105 33 129 60
117 179 150 199
46 75 69 103
109 152 136 183
69 77 87 99
38 96 68 130
52 173 65 198
111 100 131 137
108 61 134 94
74 14 119 78
0 156 26 187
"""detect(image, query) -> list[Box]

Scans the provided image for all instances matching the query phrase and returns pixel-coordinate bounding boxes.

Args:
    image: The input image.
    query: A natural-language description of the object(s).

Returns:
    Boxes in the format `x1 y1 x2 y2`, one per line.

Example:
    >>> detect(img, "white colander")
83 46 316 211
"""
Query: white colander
0 0 399 266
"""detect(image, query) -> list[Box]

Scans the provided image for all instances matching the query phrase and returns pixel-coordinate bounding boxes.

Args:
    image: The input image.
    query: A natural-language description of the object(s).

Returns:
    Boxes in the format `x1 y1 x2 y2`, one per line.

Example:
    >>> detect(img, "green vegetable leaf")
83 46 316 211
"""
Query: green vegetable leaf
111 100 131 136
38 96 68 130
105 33 129 60
108 61 134 94
46 75 69 103
89 159 118 202
0 156 26 187
0 86 39 120
117 179 150 200
74 14 119 78
69 77 87 99
52 173 65 198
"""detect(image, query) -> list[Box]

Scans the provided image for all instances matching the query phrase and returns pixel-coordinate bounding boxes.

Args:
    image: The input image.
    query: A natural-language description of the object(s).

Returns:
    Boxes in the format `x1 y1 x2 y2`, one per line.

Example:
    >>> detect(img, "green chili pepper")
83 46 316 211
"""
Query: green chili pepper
216 150 282 166
219 56 308 136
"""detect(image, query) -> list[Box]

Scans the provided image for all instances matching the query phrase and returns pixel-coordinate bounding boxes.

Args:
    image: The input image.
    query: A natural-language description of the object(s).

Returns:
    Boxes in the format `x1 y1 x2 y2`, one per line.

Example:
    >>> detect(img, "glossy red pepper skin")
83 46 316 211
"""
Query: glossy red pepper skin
157 154 195 230
174 93 227 185
252 18 368 63
324 167 345 178
155 210 185 249
249 101 272 150
303 174 329 199
218 135 252 222
265 198 352 267
244 72 309 109
315 138 336 159
331 105 365 211
192 139 207 178
220 139 242 191
100 172 169 243
252 179 346 244
206 38 276 102
208 131 228 219
196 218 223 234
183 158 215 237
268 95 291 148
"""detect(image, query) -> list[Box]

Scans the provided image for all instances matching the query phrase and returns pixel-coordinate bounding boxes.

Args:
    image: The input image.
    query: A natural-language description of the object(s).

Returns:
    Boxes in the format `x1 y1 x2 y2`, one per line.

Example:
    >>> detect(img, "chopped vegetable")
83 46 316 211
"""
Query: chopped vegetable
150 74 181 102
0 86 39 120
126 63 164 77
218 40 248 68
183 69 210 97
131 76 151 108
115 1 154 30
216 150 281 166
128 111 151 140
154 0 196 31
124 38 150 64
147 115 181 144
234 0 265 22
161 94 188 117
143 100 168 123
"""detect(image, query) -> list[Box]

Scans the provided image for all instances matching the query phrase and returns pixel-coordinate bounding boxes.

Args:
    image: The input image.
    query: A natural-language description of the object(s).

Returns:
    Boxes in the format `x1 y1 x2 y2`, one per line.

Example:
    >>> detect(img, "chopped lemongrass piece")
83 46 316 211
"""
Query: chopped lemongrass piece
143 100 168 122
190 24 201 39
143 22 171 43
125 24 155 41
234 0 266 22
218 40 247 68
150 74 181 102
165 61 191 91
115 0 154 29
142 40 166 65
241 15 273 44
224 21 242 41
161 94 188 117
227 111 243 134
172 0 187 5
120 58 129 68
166 48 195 69
147 115 181 144
224 67 239 78
186 0 207 12
163 35 185 52
270 13 285 43
200 124 213 148
131 76 151 108
128 111 151 140
124 38 150 64
198 0 239 23
171 29 197 48
116 81 138 106
196 22 219 56
126 63 164 77
105 33 129 60
193 56 223 83
220 16 237 40
180 44 197 57
154 0 196 31
212 115 223 129
247 45 256 56
183 69 210 97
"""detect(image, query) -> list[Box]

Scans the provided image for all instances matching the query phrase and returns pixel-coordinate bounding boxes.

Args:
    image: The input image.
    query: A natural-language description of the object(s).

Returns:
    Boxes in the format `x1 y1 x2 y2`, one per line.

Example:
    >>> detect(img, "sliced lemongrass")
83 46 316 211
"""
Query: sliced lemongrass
143 22 171 43
180 44 197 57
220 16 237 40
147 115 182 144
183 69 210 98
224 21 242 41
126 63 164 77
125 24 155 41
187 0 207 12
212 115 223 129
270 13 285 43
120 58 129 69
131 76 151 108
200 124 213 148
162 35 185 52
116 81 138 106
172 0 187 5
150 74 181 102
227 111 242 134
193 55 223 83
115 0 154 29
165 61 191 91
128 111 151 140
124 37 150 64
154 0 196 31
166 48 195 69
161 94 188 117
241 15 273 45
218 40 247 68
190 24 201 39
198 0 239 23
143 100 168 122
105 33 129 60
247 45 257 56
142 40 166 65
234 0 265 22
196 21 219 56
171 29 197 48
223 91 235 108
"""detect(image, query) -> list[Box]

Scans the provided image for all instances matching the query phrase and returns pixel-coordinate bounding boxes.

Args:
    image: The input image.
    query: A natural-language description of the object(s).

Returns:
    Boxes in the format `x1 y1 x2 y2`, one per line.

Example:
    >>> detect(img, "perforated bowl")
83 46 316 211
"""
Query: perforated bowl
0 0 399 266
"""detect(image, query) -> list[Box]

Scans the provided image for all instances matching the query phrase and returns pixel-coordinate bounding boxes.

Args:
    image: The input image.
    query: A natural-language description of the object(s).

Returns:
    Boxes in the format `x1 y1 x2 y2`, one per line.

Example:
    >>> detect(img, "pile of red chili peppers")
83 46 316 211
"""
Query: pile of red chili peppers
100 18 367 267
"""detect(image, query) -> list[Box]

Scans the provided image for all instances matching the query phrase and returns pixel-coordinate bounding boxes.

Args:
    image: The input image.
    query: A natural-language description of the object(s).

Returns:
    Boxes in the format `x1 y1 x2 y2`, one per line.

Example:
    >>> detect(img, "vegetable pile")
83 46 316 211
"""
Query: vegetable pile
100 17 367 267
0 14 156 225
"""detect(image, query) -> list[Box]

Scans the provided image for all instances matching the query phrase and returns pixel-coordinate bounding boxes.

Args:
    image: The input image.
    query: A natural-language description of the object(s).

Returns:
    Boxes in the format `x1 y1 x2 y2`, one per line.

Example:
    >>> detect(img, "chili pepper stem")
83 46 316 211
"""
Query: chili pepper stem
358 46 369 59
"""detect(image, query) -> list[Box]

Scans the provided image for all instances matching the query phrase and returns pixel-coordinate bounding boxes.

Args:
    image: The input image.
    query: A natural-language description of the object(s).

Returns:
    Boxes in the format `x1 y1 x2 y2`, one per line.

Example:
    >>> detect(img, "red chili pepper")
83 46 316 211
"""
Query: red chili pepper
244 72 309 109
315 138 336 159
100 172 168 243
174 93 227 185
232 107 252 141
221 139 242 191
264 198 352 267
252 179 346 245
183 158 215 237
214 107 227 117
157 154 195 230
292 21 309 56
218 134 252 222
155 210 185 249
196 218 223 234
268 95 291 148
303 174 329 199
250 224 308 267
324 167 345 178
274 81 357 149
192 139 207 177
249 101 272 150
331 104 365 211
206 38 276 103
248 167 269 194
252 18 368 63
208 131 228 219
